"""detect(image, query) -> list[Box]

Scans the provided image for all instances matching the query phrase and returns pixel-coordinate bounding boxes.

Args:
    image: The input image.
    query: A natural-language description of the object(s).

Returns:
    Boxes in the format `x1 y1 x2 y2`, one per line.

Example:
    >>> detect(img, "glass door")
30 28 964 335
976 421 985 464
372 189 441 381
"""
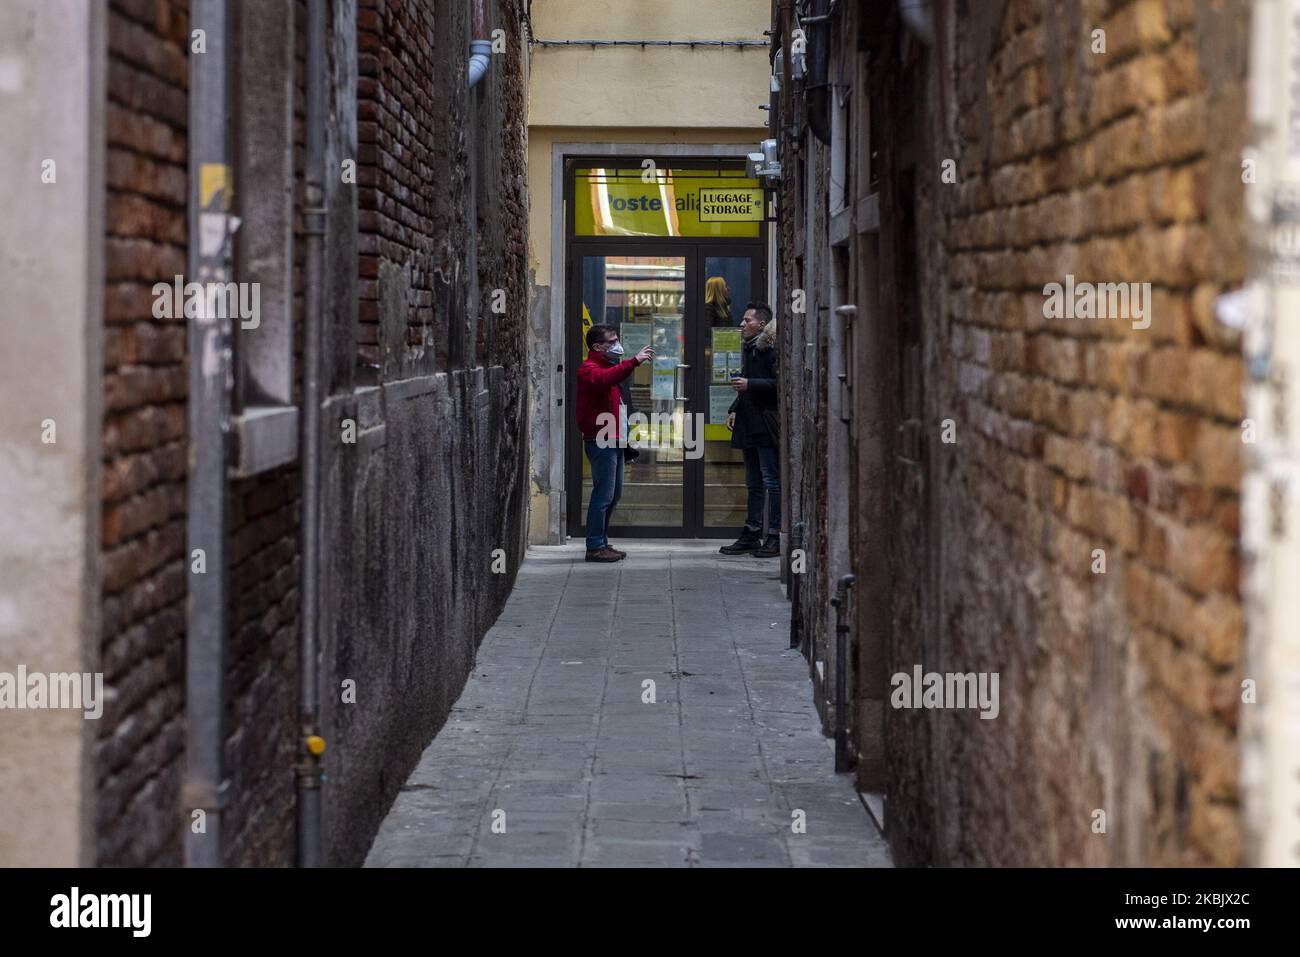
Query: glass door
696 251 761 530
566 244 766 538
569 251 691 535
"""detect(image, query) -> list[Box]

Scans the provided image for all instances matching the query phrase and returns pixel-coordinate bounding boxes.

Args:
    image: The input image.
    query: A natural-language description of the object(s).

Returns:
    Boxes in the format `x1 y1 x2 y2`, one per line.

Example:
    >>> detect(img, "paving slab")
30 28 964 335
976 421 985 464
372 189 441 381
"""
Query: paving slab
364 540 892 868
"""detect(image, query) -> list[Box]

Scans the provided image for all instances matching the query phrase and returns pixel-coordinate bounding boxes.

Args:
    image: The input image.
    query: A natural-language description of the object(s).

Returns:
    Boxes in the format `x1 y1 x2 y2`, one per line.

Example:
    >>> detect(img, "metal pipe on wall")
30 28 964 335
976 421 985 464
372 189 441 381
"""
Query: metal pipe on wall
831 573 856 772
297 0 327 869
789 521 806 650
184 0 232 868
528 38 768 48
777 0 794 593
779 0 793 106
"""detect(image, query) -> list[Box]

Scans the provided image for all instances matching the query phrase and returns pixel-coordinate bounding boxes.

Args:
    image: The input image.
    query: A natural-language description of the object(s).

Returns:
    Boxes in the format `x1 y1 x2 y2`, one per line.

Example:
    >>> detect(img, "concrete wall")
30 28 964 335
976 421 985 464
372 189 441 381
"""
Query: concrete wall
320 0 530 867
528 49 771 131
1240 0 1300 867
526 0 770 141
0 0 105 867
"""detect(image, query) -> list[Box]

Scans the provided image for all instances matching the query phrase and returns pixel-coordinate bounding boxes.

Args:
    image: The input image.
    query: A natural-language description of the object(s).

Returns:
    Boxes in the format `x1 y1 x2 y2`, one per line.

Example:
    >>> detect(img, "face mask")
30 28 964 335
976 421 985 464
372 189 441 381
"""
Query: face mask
605 342 625 357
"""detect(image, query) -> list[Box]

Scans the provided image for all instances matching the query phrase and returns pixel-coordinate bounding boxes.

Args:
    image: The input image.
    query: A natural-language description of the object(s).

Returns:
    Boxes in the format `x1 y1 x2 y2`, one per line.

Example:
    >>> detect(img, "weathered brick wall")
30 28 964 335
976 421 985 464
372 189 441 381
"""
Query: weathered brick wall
100 0 306 867
98 0 191 867
866 16 933 852
475 1 531 521
475 10 530 373
222 467 301 866
92 0 548 868
778 143 835 729
902 0 1249 865
357 0 449 374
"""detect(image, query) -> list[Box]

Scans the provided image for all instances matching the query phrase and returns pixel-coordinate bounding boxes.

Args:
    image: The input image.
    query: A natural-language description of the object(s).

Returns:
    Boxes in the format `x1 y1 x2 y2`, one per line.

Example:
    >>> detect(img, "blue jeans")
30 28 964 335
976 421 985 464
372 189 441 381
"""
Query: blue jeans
584 441 624 550
743 445 781 533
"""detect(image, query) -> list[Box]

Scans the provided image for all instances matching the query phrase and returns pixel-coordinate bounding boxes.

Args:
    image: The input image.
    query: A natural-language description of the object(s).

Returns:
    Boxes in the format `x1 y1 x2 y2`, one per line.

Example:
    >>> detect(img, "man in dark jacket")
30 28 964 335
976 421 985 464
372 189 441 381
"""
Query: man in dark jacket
721 303 781 558
576 324 653 563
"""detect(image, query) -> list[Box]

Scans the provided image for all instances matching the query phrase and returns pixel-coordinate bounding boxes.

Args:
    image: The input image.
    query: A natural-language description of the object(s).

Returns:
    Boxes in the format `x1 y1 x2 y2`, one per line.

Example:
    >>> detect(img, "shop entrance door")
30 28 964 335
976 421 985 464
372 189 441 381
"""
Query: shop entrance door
565 245 766 538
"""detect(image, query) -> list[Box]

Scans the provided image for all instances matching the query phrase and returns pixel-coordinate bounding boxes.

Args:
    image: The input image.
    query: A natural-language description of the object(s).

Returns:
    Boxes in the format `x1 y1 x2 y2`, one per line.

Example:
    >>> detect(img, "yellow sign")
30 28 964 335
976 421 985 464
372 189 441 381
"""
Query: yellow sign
698 188 764 222
199 163 231 210
573 167 762 239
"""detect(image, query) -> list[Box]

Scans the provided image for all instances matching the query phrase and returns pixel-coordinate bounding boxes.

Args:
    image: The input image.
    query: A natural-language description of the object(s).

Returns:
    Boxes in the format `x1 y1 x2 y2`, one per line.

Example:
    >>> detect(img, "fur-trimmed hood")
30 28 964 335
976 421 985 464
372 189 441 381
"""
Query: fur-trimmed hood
752 317 777 352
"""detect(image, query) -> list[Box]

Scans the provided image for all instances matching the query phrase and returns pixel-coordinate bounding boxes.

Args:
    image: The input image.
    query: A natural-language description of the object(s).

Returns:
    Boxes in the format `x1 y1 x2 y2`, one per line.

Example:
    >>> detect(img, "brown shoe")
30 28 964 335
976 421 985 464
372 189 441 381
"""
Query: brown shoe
607 546 627 559
585 547 622 563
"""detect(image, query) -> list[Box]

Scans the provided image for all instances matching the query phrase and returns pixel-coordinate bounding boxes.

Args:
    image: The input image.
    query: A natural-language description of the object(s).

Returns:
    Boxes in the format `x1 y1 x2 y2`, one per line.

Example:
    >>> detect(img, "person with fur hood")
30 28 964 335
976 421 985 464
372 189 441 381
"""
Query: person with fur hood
721 302 781 558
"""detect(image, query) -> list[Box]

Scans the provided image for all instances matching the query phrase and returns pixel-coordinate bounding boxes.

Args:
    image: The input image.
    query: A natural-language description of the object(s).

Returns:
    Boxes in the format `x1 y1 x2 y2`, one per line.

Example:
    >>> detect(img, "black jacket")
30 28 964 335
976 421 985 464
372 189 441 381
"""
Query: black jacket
729 319 778 449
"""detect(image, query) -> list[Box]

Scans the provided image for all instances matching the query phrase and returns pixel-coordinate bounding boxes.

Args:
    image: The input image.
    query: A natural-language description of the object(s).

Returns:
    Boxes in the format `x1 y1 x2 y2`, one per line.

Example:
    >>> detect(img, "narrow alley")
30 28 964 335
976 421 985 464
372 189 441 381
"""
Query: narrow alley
1 0 1297 920
365 543 889 867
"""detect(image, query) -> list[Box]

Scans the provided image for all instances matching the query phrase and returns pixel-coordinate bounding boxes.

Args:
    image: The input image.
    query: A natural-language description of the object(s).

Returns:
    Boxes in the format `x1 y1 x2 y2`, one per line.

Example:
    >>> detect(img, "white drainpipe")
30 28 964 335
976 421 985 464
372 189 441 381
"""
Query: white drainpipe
468 0 492 88
899 0 933 45
468 41 492 87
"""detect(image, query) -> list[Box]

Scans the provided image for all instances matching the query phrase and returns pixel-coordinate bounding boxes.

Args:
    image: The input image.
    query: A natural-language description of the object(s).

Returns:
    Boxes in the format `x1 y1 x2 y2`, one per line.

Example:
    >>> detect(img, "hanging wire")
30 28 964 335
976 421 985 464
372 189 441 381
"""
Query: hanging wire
529 39 768 49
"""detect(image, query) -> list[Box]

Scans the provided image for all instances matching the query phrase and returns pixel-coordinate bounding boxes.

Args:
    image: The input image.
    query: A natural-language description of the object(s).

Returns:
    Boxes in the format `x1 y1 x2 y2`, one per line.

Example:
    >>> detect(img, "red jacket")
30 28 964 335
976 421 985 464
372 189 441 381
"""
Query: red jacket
576 352 641 441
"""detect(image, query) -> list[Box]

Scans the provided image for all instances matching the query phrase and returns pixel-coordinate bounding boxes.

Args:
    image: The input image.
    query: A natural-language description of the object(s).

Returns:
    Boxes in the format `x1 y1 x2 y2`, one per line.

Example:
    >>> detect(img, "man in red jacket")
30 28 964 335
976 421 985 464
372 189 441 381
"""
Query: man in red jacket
576 324 654 562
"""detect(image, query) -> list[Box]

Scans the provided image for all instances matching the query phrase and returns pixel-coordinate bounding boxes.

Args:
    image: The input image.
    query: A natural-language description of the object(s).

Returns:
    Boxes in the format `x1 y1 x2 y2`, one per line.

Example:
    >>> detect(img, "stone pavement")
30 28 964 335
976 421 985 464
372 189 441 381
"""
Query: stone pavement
364 539 893 867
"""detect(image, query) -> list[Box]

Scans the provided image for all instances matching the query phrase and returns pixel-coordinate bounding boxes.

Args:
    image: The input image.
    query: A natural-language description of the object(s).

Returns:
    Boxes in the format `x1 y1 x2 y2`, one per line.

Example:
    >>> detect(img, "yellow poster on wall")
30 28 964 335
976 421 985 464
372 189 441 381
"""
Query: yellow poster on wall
574 167 763 239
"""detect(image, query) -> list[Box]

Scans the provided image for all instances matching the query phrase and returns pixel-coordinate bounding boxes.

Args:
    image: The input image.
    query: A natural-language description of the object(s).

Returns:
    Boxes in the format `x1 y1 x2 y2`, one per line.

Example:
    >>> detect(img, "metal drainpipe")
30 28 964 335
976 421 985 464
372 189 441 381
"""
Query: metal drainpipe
831 573 856 772
779 0 793 138
789 521 806 650
297 0 327 869
184 0 232 869
468 0 492 88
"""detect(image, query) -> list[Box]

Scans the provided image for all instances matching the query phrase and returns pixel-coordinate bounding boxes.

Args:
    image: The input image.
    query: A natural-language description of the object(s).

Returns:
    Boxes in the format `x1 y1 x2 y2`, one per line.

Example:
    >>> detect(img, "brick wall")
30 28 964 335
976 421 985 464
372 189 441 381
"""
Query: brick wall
899 0 1249 865
779 149 835 734
93 0 538 868
222 466 300 866
356 0 457 375
98 0 191 867
99 0 306 867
